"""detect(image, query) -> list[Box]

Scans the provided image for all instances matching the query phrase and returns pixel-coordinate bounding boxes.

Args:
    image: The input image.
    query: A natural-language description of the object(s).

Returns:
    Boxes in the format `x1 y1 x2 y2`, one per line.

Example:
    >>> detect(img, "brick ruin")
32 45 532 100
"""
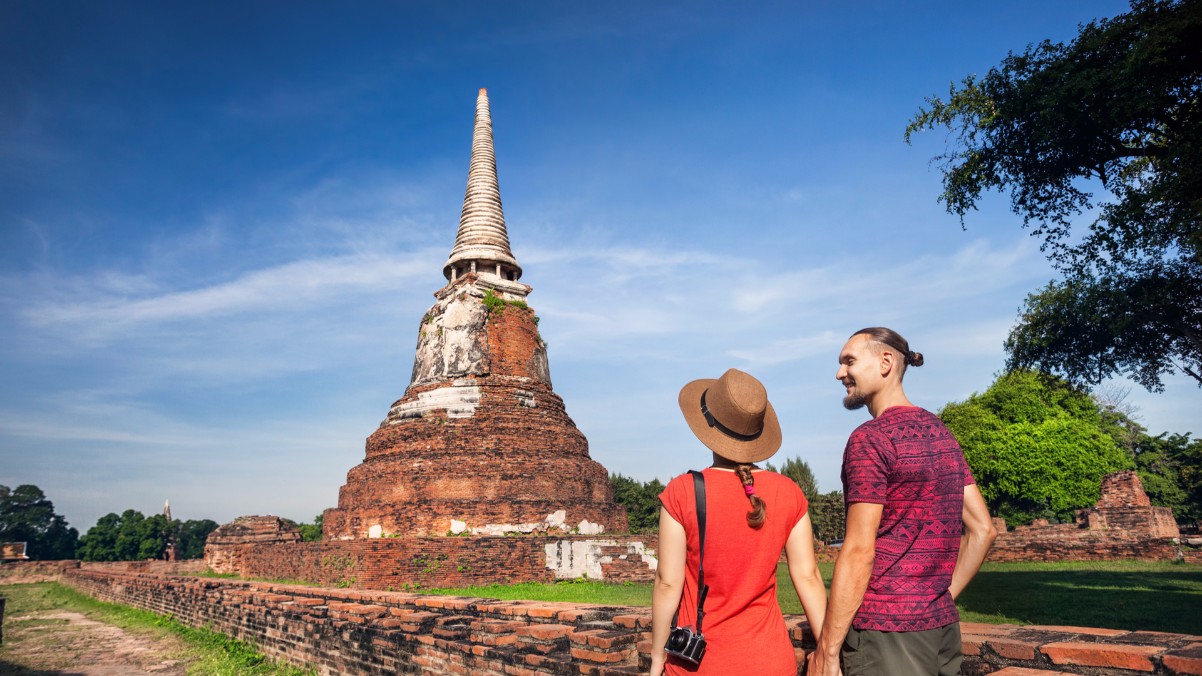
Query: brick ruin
203 515 301 573
989 471 1185 562
322 89 626 539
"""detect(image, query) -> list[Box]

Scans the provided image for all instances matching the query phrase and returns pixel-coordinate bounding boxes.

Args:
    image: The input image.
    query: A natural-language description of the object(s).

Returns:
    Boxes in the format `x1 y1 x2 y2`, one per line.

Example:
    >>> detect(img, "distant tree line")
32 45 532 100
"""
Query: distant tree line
609 459 847 544
0 483 222 561
0 484 79 560
77 510 218 561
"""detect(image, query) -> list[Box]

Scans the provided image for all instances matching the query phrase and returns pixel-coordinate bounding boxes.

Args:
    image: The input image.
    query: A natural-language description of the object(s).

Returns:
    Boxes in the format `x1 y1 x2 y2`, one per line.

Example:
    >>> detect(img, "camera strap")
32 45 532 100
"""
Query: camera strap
690 470 709 633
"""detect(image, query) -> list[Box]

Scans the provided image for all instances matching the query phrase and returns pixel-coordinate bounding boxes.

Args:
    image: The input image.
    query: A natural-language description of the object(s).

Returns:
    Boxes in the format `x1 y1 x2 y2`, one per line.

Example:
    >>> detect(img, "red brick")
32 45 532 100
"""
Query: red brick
960 634 984 656
570 646 632 663
1041 641 1162 671
612 613 651 630
988 669 1075 676
989 637 1043 660
1163 642 1202 675
516 623 573 640
570 629 634 650
1035 625 1130 637
960 622 1017 636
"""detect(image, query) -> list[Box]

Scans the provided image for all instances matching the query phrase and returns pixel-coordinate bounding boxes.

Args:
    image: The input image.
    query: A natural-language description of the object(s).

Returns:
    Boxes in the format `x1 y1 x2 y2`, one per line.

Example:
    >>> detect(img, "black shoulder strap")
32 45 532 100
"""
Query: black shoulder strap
689 470 710 633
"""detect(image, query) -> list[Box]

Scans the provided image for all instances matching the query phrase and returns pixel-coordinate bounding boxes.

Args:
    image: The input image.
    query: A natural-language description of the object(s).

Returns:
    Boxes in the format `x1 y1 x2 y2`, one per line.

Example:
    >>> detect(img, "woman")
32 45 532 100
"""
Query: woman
650 368 829 675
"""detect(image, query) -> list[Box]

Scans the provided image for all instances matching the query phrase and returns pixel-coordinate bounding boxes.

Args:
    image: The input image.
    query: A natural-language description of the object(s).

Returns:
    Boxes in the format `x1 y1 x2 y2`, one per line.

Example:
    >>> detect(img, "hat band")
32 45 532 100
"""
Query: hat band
700 389 762 442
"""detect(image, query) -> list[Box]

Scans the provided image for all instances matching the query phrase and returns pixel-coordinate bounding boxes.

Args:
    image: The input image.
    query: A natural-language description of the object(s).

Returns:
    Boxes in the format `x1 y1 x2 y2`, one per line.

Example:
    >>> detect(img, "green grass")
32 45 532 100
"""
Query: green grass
426 560 1202 635
0 583 315 675
426 577 653 606
955 560 1202 633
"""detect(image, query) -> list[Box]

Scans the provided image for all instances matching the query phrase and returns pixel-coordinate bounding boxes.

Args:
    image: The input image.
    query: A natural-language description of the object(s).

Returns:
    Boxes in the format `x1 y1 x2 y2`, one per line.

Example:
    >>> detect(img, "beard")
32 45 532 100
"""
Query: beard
842 391 867 410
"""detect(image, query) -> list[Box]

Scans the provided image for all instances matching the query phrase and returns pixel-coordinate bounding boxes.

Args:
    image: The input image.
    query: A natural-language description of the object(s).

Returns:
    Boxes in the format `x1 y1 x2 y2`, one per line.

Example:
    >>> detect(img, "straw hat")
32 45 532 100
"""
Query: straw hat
678 368 782 464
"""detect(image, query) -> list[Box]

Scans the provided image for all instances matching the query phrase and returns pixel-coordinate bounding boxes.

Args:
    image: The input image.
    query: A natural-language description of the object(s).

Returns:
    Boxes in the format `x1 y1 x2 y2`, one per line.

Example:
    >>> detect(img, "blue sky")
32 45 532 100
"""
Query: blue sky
3 1 1197 533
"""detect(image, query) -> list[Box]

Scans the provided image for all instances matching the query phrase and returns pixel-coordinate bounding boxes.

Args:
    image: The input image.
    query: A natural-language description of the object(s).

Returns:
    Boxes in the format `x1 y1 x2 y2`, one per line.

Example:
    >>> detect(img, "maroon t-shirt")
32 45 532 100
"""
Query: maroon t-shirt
841 406 975 632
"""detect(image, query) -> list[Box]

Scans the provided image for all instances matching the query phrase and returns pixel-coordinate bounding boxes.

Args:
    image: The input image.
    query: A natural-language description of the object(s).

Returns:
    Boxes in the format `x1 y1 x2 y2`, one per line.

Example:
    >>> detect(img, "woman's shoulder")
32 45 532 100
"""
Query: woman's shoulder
756 470 801 487
661 471 699 498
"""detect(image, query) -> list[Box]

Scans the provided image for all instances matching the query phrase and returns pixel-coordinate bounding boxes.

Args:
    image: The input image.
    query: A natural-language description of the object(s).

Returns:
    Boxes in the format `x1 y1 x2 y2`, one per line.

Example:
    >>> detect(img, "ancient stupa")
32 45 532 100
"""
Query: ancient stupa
323 89 628 539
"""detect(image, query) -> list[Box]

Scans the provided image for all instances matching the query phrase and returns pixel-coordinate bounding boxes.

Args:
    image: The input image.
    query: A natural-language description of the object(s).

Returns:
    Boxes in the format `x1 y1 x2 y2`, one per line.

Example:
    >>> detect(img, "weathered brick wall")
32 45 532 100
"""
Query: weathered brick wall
60 569 1202 676
987 534 1182 563
204 515 302 573
986 471 1184 563
0 559 80 583
207 535 657 588
80 559 210 575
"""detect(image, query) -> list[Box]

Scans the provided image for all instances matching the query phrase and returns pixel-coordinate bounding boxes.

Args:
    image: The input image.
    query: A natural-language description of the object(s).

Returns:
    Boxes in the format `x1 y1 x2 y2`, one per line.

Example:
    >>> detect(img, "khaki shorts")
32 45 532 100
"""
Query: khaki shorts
841 622 962 676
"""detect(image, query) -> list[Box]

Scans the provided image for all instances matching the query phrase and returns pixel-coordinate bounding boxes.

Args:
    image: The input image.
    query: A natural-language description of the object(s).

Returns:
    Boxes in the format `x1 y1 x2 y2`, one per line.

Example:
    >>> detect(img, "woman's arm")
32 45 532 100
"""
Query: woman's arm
784 512 828 639
650 506 687 676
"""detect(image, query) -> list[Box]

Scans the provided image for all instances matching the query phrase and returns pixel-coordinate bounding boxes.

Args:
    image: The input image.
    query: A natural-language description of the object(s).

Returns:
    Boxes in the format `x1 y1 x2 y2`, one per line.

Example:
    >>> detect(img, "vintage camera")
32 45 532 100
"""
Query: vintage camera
666 625 707 665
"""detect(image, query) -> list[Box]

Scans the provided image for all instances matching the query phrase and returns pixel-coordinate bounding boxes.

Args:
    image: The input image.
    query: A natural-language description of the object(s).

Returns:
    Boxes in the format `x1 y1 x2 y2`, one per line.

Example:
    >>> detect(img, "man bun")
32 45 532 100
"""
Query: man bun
851 327 922 380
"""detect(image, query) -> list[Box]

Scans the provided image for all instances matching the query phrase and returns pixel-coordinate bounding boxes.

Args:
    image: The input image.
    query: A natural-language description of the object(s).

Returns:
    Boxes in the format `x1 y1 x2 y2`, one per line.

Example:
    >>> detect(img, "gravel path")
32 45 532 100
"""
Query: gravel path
1 608 187 675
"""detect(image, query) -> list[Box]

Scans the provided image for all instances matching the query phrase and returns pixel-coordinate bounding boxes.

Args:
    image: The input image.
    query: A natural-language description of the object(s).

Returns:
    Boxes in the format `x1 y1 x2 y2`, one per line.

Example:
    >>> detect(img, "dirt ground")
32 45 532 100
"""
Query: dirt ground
0 607 188 676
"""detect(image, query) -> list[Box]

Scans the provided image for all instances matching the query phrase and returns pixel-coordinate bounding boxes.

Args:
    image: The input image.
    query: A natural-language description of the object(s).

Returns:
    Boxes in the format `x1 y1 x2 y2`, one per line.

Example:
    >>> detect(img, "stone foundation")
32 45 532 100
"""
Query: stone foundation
204 535 656 589
59 569 1202 675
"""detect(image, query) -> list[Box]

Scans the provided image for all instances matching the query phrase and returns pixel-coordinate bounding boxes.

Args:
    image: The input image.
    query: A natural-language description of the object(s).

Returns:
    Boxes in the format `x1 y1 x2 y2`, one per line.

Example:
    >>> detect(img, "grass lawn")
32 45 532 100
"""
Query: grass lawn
428 560 1202 635
0 583 313 675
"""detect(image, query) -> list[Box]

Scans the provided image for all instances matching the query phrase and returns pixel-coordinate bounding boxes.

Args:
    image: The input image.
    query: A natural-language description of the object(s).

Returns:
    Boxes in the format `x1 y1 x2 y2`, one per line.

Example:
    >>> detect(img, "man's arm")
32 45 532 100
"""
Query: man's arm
807 502 883 676
949 483 997 600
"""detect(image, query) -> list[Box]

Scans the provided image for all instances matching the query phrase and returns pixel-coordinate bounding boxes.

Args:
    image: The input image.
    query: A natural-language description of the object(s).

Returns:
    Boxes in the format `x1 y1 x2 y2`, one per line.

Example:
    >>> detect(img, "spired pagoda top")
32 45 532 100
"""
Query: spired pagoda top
442 89 525 294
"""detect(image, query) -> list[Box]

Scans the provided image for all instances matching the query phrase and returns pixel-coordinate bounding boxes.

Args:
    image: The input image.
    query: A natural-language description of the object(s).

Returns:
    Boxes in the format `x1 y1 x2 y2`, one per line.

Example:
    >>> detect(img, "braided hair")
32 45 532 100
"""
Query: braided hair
735 464 766 528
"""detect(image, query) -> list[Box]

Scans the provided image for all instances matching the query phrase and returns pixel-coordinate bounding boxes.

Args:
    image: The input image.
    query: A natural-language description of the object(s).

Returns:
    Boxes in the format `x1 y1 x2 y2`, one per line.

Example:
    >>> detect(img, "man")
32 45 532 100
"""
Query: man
809 327 997 676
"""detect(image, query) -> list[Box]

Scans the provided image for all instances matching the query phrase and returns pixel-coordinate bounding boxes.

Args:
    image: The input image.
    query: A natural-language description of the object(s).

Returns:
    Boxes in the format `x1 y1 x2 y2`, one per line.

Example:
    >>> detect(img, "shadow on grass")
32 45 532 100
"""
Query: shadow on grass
957 568 1202 634
0 659 68 675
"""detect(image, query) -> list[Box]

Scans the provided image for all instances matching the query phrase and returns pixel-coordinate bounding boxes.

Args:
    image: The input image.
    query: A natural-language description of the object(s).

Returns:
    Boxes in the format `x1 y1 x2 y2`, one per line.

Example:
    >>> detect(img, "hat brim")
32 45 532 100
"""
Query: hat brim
678 378 782 464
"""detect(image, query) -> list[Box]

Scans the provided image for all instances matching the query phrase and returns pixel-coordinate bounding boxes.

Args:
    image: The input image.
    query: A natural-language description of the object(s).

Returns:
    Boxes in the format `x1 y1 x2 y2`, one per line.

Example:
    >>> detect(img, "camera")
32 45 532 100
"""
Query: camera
666 625 707 665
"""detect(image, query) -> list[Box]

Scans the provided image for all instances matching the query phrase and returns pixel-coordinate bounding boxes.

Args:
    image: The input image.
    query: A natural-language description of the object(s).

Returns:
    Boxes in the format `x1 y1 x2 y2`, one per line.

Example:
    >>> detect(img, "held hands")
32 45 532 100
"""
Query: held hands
805 649 843 676
648 652 666 676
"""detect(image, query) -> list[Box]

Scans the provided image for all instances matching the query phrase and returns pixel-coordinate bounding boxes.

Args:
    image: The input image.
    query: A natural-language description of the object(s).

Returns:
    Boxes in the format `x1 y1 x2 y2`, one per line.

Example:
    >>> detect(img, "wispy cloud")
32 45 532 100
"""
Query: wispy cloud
19 250 438 343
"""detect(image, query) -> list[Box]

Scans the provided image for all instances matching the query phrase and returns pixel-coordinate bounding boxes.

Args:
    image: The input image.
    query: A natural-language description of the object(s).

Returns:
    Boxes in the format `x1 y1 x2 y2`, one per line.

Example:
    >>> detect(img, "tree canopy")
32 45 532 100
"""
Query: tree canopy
766 456 845 543
940 370 1135 525
609 473 665 533
766 456 819 501
0 484 78 559
906 0 1202 391
77 510 218 561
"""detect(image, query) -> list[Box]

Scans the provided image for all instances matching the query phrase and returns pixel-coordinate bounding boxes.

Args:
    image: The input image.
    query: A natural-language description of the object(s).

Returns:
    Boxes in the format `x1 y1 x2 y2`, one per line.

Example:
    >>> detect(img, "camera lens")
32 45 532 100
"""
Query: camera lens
667 632 685 650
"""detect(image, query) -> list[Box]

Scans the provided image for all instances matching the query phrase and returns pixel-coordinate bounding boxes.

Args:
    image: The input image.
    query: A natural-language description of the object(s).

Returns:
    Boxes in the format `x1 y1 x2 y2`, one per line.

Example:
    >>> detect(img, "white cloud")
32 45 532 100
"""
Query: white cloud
19 250 439 344
727 330 843 366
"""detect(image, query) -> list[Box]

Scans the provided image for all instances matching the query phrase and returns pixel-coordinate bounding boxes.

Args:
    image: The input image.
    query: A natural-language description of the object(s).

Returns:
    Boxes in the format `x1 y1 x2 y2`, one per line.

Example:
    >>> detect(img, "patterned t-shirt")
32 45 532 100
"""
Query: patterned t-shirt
841 406 975 632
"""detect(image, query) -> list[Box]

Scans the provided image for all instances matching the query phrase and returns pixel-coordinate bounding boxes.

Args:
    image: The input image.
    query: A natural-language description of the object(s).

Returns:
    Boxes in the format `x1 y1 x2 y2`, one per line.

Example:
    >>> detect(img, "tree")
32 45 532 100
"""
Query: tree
939 370 1135 525
906 0 1202 391
77 512 121 561
767 456 839 542
173 519 219 559
0 484 78 559
1173 435 1202 529
809 492 846 544
292 514 324 543
80 511 218 561
609 473 666 533
767 456 819 501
